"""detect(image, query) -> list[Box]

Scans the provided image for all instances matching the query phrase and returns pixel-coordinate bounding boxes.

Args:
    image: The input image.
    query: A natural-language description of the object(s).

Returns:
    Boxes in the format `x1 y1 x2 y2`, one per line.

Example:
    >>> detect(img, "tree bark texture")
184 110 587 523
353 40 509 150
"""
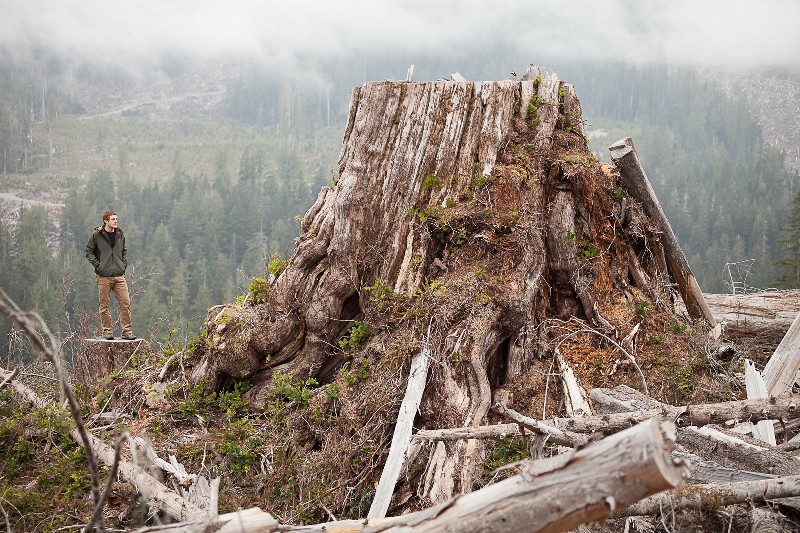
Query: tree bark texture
190 68 691 505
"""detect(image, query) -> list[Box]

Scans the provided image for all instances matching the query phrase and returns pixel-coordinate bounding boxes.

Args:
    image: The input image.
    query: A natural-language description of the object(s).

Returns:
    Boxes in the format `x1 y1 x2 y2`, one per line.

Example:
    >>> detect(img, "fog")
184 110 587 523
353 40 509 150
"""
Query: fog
3 0 800 76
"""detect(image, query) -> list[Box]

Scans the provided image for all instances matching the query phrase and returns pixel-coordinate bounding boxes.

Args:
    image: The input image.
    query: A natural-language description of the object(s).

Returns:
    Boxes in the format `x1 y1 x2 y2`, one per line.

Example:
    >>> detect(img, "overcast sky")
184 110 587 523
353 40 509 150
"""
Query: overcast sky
2 0 799 75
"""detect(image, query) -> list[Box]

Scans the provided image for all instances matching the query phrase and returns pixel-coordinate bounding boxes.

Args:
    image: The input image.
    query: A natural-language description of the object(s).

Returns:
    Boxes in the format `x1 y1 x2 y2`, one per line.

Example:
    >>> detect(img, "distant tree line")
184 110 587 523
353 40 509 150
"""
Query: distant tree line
0 139 329 362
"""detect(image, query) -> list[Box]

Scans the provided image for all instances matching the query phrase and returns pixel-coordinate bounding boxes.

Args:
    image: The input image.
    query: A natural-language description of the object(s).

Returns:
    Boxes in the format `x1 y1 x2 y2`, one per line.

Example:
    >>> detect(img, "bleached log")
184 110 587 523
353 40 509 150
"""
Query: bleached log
367 346 430 518
415 423 533 442
551 395 800 435
623 475 800 517
491 403 589 446
763 311 800 396
292 420 689 532
609 137 718 334
745 359 778 445
0 366 18 392
704 290 800 329
590 384 663 413
555 348 591 417
1 367 205 521
418 396 800 448
674 451 777 484
132 507 278 533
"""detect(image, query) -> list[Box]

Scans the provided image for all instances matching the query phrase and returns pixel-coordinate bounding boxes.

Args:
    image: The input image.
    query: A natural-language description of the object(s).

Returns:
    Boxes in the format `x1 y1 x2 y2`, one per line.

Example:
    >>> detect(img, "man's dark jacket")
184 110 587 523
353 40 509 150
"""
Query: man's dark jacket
85 227 127 277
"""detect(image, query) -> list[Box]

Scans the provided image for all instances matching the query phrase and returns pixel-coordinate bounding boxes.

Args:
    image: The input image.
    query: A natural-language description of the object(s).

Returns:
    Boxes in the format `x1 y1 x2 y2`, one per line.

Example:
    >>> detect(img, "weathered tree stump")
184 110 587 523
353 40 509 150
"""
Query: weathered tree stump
80 338 151 382
189 66 696 506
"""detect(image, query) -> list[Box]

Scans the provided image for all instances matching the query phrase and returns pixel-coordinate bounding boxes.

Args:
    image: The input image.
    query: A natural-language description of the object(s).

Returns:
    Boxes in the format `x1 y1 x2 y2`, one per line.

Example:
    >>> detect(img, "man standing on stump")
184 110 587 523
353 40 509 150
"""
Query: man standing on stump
85 210 136 340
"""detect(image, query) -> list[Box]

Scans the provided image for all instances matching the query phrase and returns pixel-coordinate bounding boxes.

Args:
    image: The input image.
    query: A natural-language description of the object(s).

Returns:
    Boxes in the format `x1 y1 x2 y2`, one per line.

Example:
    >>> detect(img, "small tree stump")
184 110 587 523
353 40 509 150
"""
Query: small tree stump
81 338 151 382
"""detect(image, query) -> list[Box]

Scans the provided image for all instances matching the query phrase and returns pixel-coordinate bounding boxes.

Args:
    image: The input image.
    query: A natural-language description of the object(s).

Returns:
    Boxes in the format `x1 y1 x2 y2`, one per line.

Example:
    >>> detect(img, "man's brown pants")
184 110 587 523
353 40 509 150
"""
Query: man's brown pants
96 274 132 337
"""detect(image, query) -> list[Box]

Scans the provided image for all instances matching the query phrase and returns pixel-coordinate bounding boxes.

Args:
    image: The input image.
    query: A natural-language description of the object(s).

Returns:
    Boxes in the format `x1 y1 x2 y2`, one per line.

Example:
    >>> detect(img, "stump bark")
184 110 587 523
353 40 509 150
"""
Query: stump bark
190 66 693 506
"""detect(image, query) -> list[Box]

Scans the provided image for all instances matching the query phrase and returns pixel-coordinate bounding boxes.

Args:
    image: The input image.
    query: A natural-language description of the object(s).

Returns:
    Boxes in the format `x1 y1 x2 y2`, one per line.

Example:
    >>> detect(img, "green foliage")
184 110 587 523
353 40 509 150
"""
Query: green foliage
219 418 259 475
484 437 530 473
471 173 494 189
668 322 689 335
218 380 253 419
635 300 651 317
0 392 99 527
455 227 468 247
248 276 270 304
422 173 442 188
268 253 290 277
179 382 216 417
269 372 319 408
365 279 402 311
578 241 601 261
338 321 371 351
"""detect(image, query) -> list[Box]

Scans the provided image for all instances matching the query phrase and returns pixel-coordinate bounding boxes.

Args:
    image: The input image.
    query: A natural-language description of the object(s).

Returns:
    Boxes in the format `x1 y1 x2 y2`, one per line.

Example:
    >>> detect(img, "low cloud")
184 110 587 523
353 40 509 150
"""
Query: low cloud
2 0 798 73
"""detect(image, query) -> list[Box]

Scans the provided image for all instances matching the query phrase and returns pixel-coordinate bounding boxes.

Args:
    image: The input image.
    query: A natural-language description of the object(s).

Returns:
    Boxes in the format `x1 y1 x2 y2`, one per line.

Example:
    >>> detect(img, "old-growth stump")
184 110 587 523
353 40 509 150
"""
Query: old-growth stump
80 338 152 382
190 67 707 513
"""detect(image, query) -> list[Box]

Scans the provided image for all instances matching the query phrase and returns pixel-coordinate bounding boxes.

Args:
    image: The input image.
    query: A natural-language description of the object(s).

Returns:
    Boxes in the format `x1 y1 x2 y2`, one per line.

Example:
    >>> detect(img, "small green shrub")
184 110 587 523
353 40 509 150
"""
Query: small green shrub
267 253 290 277
218 380 252 419
636 300 651 317
338 322 371 351
365 279 402 311
248 276 270 304
422 174 442 188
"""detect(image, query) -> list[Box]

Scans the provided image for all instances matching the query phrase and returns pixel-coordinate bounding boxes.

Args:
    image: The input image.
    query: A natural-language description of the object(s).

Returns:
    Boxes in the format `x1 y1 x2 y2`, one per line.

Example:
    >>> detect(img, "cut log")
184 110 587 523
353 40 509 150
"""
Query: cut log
705 290 800 329
745 359 778 445
623 474 800 517
763 311 800 396
156 420 688 533
609 137 718 334
368 346 430 518
1 367 206 522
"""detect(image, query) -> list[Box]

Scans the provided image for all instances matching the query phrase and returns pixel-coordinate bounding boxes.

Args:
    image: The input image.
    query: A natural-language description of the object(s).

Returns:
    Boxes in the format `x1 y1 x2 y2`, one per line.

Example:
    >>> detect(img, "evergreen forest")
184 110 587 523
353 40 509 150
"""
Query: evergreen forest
1 54 798 362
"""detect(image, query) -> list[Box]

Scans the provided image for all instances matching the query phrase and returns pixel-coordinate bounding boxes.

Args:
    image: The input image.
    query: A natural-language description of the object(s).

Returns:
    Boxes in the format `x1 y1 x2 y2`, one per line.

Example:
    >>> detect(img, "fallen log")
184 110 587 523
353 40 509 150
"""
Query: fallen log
763 311 800 396
415 396 800 448
491 403 589 446
132 507 278 533
591 385 800 476
609 137 718 334
0 367 206 522
552 395 800 435
284 420 691 532
415 423 531 442
704 290 800 329
136 420 687 533
622 474 800 517
678 426 800 477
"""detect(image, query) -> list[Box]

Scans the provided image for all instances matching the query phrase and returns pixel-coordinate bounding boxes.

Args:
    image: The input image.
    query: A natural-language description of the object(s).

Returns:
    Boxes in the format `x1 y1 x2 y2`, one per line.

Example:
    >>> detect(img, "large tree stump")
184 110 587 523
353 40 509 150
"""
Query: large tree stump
189 66 695 506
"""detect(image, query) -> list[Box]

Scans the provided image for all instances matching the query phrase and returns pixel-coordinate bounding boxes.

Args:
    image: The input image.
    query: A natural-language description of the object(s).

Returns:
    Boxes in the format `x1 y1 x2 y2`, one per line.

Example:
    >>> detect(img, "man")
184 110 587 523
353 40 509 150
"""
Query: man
85 210 136 340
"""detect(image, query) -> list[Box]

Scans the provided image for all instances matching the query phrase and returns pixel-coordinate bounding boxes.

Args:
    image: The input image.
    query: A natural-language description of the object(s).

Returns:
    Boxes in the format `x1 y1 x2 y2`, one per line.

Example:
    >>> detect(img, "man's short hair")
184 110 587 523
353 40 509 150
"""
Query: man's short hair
102 210 118 223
